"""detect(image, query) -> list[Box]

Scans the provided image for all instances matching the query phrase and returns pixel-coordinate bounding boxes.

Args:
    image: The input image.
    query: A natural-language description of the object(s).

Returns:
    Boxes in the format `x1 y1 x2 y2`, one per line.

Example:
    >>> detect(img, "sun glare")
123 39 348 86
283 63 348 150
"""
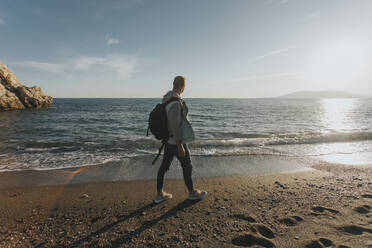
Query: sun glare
309 41 368 87
320 98 356 133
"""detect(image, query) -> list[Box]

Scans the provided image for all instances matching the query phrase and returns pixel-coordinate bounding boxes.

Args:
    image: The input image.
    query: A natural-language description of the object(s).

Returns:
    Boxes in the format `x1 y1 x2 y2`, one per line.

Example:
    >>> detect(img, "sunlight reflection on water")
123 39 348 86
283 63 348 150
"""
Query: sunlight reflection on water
314 142 372 165
320 98 357 133
317 98 371 165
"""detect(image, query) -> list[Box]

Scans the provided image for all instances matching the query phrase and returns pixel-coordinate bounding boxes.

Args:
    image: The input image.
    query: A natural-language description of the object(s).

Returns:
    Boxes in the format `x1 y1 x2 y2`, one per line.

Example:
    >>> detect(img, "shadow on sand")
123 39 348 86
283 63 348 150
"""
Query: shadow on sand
69 199 201 247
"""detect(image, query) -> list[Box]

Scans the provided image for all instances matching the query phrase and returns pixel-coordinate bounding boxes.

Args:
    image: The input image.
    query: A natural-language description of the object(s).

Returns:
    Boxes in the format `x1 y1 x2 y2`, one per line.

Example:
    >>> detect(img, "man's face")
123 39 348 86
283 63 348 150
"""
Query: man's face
181 83 186 93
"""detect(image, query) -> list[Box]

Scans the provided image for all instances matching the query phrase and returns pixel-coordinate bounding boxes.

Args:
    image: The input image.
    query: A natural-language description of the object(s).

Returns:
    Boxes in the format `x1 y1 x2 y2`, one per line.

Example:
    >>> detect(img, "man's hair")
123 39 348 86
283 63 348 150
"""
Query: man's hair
173 76 185 90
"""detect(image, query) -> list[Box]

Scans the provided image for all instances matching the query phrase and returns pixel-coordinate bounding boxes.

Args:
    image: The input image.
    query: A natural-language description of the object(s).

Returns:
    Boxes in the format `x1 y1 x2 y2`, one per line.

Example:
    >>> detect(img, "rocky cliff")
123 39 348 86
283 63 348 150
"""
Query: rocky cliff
0 61 52 111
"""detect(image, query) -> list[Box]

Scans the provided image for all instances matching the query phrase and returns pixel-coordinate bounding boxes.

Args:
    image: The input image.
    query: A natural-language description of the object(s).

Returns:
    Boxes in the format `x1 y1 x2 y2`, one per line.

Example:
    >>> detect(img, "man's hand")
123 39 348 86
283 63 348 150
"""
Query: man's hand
177 142 186 158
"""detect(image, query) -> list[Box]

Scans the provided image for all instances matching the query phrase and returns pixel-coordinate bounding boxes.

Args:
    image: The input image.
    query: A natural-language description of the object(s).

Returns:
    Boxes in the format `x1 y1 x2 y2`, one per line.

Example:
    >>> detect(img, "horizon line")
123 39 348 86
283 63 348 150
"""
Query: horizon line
52 96 371 99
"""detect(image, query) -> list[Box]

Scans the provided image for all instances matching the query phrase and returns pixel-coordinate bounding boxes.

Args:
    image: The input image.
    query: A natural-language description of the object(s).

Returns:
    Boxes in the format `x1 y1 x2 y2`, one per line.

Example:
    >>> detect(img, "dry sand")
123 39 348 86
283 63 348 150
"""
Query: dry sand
0 163 371 248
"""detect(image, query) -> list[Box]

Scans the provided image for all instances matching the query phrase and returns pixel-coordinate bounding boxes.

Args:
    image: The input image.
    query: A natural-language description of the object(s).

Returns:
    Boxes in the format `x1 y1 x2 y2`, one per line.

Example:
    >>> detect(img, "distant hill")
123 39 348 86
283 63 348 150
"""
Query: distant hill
278 91 359 99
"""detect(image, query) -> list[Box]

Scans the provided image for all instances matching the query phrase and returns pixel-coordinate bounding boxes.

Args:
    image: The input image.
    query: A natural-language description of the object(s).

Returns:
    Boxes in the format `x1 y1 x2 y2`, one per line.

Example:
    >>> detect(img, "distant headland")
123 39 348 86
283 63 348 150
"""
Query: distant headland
0 61 52 111
278 91 363 99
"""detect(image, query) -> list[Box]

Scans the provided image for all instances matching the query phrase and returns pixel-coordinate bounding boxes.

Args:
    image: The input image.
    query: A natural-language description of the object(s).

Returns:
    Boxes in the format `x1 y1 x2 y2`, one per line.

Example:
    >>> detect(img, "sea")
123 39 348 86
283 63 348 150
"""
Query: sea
1 98 372 176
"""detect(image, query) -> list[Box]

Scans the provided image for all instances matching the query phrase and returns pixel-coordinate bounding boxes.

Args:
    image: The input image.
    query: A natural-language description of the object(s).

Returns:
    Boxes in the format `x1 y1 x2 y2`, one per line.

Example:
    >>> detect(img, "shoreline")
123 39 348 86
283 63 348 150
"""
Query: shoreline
0 162 371 247
0 154 313 190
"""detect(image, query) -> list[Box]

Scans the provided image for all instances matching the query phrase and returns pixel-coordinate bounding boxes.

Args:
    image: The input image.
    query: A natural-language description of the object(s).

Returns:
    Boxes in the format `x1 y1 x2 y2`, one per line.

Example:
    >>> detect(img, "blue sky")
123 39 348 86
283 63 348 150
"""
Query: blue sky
1 0 371 98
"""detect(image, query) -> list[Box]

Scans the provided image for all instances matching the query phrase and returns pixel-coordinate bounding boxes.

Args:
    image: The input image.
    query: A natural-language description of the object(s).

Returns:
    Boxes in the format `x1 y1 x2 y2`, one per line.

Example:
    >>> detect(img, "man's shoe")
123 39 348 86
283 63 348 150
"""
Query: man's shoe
154 191 173 204
188 189 207 200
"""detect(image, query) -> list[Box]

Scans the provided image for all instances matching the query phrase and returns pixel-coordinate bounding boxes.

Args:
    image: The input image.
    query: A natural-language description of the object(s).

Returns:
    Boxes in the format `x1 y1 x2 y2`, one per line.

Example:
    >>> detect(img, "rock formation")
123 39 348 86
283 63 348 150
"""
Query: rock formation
0 61 52 111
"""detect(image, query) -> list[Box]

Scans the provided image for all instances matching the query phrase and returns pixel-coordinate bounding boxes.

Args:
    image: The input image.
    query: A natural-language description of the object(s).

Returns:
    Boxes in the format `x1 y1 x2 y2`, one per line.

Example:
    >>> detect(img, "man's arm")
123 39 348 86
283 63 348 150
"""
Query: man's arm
167 102 185 157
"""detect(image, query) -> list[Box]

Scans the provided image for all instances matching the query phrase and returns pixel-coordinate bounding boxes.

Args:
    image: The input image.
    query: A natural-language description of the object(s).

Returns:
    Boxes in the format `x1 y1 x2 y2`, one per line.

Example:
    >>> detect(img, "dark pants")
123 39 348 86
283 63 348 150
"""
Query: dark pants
157 143 194 193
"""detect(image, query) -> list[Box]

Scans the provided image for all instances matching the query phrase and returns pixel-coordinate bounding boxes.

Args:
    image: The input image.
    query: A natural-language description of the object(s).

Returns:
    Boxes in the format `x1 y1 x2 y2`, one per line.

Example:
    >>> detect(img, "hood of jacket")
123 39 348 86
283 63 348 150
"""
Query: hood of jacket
162 90 181 104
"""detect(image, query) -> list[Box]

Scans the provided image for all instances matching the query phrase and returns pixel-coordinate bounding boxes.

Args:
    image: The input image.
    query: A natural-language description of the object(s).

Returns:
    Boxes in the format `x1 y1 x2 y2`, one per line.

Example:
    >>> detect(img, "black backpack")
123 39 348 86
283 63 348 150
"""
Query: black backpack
146 97 181 164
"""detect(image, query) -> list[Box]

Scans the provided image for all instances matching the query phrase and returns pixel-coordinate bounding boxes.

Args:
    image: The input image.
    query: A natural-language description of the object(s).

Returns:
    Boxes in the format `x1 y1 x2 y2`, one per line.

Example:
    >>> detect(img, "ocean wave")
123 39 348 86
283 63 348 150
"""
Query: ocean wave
5 131 372 163
191 149 288 157
202 131 271 139
266 131 372 146
192 131 372 148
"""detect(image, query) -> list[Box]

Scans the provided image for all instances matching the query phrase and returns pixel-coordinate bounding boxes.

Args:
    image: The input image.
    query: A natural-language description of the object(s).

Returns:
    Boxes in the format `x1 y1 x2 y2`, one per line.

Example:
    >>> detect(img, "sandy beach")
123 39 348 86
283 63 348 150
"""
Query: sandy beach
0 162 371 248
2 0 372 247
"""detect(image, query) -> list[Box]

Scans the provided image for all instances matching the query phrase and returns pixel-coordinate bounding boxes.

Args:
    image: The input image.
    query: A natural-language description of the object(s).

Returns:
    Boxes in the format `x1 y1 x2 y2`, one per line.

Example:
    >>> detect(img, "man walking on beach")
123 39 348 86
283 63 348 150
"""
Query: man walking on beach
155 76 207 203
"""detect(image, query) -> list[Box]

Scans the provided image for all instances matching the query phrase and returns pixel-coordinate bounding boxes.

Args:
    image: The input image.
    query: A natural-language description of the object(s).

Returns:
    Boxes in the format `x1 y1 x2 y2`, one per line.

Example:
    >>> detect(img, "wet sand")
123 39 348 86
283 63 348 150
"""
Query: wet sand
0 155 311 189
0 163 371 247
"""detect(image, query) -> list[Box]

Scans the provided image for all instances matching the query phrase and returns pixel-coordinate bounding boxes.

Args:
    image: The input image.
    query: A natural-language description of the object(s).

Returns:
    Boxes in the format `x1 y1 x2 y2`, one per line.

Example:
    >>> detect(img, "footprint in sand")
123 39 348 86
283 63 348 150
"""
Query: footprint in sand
232 233 275 248
279 215 303 226
361 194 372 199
291 215 304 222
305 238 333 248
311 206 339 216
354 205 371 214
318 238 333 247
305 240 323 248
338 225 372 235
232 214 257 223
254 224 275 239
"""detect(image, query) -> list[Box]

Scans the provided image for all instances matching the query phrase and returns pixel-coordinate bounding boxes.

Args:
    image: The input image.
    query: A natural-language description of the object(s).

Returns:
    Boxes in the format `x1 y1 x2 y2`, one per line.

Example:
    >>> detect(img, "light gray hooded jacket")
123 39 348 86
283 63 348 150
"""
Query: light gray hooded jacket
162 91 195 144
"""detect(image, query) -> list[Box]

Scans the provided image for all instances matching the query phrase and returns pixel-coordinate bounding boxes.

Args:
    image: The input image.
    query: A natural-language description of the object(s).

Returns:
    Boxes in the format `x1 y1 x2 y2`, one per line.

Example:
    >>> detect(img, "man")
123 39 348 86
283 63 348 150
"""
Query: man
155 76 207 203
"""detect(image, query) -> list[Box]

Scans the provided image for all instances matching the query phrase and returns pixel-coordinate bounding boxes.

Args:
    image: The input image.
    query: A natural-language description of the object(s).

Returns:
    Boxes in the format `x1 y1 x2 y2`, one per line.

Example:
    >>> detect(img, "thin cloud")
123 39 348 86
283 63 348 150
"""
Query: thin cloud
72 54 138 80
278 0 289 5
0 17 5 25
105 34 120 46
11 54 140 81
251 46 295 61
10 61 63 73
72 57 106 70
267 0 289 5
302 12 320 22
231 72 303 82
